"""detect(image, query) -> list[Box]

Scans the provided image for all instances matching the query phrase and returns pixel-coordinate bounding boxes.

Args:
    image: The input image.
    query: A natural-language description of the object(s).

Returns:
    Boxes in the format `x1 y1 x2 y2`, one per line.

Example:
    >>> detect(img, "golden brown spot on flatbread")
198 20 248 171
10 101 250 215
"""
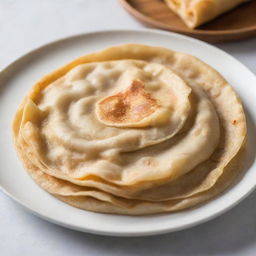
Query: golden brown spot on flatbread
97 80 159 127
172 0 181 8
144 158 158 168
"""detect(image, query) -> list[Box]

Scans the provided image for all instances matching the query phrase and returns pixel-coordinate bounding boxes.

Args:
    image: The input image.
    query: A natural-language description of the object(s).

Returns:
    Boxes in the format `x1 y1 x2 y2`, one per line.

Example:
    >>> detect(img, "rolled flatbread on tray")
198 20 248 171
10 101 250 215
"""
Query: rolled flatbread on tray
164 0 250 28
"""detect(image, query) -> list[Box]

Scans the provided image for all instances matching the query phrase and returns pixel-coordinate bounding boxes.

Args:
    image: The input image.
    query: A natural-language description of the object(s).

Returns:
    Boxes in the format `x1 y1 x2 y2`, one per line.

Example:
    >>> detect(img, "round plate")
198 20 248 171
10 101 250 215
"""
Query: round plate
119 0 256 42
1 29 256 237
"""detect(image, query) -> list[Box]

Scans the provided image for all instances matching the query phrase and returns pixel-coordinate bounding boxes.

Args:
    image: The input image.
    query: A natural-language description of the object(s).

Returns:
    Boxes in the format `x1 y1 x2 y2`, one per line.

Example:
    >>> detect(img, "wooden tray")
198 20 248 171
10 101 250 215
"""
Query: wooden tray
119 0 256 42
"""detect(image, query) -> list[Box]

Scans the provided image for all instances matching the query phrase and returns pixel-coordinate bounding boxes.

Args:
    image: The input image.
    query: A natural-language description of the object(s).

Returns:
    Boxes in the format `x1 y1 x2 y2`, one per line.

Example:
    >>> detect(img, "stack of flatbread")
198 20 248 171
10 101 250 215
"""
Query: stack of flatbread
164 0 250 28
13 44 246 215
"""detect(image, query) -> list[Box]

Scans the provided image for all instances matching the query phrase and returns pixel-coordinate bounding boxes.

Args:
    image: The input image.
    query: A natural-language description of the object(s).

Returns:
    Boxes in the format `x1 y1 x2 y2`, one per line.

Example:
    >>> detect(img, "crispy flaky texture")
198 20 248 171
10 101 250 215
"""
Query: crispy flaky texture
13 44 247 215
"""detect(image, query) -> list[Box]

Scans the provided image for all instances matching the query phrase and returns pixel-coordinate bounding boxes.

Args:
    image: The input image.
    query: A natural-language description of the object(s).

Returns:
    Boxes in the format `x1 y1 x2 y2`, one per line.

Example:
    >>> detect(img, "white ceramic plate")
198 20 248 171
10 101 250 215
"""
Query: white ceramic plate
1 29 256 237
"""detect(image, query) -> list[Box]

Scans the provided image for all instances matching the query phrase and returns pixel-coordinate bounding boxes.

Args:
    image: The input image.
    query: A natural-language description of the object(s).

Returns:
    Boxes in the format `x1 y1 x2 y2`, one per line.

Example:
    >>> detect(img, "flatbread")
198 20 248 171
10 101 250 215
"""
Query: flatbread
17 133 246 215
13 44 247 214
164 0 249 28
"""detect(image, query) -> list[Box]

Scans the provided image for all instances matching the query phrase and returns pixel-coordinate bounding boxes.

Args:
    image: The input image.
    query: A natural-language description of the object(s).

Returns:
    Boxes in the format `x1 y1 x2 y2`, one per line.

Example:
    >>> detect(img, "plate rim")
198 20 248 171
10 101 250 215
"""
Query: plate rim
1 28 256 237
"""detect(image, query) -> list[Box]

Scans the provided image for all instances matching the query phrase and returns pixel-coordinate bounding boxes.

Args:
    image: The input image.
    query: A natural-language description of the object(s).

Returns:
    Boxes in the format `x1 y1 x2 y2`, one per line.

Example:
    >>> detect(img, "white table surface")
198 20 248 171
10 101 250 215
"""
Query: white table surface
1 0 256 255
